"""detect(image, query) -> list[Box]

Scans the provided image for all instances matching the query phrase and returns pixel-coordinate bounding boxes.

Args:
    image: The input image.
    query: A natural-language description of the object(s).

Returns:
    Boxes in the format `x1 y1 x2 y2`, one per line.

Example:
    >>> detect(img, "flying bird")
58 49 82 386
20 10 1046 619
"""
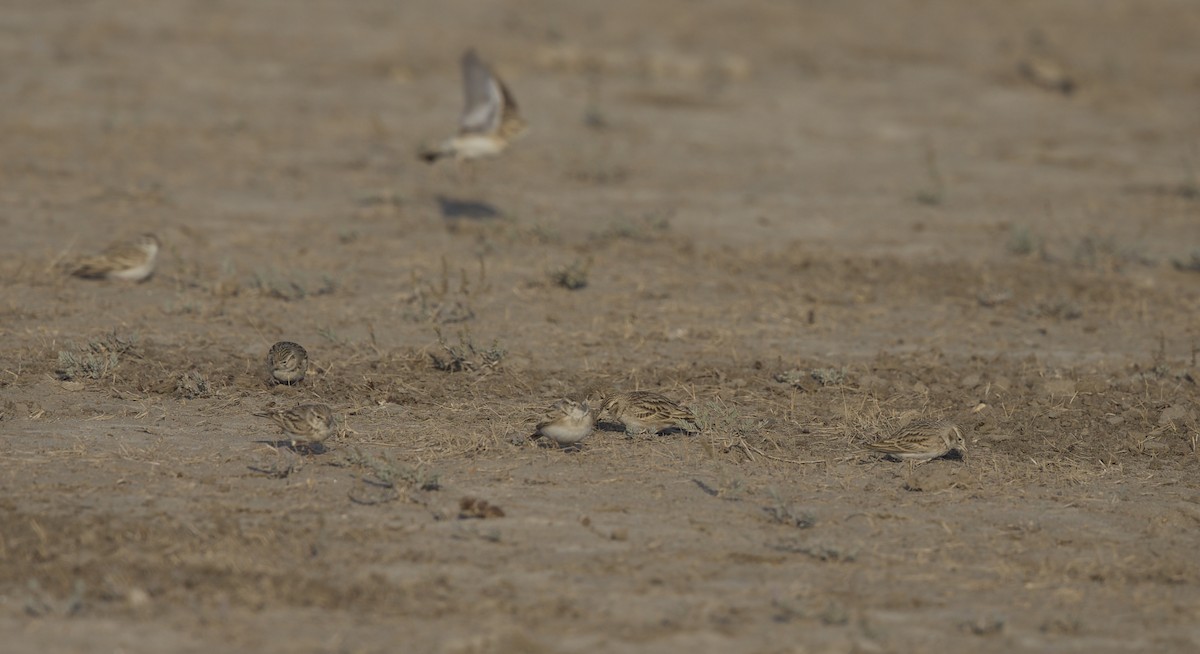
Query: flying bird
419 49 527 164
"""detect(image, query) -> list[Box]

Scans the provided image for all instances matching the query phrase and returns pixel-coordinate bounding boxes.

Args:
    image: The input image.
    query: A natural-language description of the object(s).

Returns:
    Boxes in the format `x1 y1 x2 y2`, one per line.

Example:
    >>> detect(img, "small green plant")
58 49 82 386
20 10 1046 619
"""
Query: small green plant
771 540 857 563
762 488 816 529
1006 225 1041 256
524 221 561 244
809 367 847 386
550 258 591 290
691 475 745 500
316 326 350 347
23 579 86 618
175 370 211 399
695 401 761 436
590 213 671 242
773 369 805 387
344 449 440 505
248 452 303 479
1036 297 1082 320
347 448 440 491
1178 151 1199 199
250 269 336 301
400 256 485 324
354 189 404 207
693 401 772 463
773 367 848 388
56 331 138 381
569 163 630 185
914 189 942 206
429 328 505 372
57 349 118 381
913 142 945 206
583 105 609 129
1171 249 1200 272
1072 234 1152 269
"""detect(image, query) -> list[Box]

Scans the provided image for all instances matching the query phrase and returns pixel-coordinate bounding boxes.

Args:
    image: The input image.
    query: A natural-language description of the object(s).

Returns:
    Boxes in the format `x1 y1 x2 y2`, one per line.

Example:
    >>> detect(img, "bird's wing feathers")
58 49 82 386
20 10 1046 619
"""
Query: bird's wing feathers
459 50 503 135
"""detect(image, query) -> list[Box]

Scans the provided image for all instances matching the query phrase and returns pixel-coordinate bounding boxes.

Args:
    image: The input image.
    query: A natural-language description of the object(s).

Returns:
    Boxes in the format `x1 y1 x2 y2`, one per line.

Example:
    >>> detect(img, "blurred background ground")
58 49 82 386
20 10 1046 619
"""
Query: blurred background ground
1 1 1199 652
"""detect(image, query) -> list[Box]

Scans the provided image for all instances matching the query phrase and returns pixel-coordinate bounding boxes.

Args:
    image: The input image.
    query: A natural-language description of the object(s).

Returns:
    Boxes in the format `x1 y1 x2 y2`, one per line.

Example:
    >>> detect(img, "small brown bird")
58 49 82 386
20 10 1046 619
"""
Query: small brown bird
865 419 966 471
419 49 527 164
266 341 308 385
70 233 161 282
1017 55 1076 95
600 391 699 435
253 403 335 450
532 399 595 447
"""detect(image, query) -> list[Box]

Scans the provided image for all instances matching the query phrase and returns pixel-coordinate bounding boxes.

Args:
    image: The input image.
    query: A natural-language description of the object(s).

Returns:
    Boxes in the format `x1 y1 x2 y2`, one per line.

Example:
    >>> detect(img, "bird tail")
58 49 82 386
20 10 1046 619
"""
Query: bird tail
67 258 106 279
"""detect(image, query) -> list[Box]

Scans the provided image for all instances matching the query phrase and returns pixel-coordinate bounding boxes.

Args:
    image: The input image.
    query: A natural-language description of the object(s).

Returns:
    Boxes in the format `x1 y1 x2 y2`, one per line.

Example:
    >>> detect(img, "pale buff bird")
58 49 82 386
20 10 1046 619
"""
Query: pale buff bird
253 403 335 450
266 341 308 385
70 233 161 282
532 399 595 448
419 49 527 164
1017 55 1076 95
865 419 966 471
600 391 699 435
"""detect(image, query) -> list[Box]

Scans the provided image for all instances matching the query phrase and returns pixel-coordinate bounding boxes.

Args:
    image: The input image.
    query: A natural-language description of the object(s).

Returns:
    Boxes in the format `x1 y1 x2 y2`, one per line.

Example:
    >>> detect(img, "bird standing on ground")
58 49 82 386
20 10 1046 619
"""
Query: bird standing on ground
254 403 335 450
69 233 161 282
532 399 595 447
266 341 308 385
600 391 699 435
865 419 966 472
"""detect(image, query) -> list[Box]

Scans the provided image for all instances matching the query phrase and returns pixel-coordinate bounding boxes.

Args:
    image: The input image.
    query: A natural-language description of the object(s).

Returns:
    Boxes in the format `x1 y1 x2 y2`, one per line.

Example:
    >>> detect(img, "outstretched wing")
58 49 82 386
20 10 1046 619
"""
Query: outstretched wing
459 49 503 135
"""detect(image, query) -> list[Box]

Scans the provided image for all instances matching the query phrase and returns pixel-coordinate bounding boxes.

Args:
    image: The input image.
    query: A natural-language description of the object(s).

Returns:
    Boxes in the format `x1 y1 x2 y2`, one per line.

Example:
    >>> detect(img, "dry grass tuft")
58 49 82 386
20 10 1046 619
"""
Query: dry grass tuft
549 258 591 290
56 330 139 381
429 328 506 373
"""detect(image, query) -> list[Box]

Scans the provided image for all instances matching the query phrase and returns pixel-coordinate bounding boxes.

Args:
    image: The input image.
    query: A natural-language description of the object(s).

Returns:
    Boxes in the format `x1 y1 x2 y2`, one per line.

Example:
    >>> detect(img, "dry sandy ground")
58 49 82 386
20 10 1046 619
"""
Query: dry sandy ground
2 1 1200 652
